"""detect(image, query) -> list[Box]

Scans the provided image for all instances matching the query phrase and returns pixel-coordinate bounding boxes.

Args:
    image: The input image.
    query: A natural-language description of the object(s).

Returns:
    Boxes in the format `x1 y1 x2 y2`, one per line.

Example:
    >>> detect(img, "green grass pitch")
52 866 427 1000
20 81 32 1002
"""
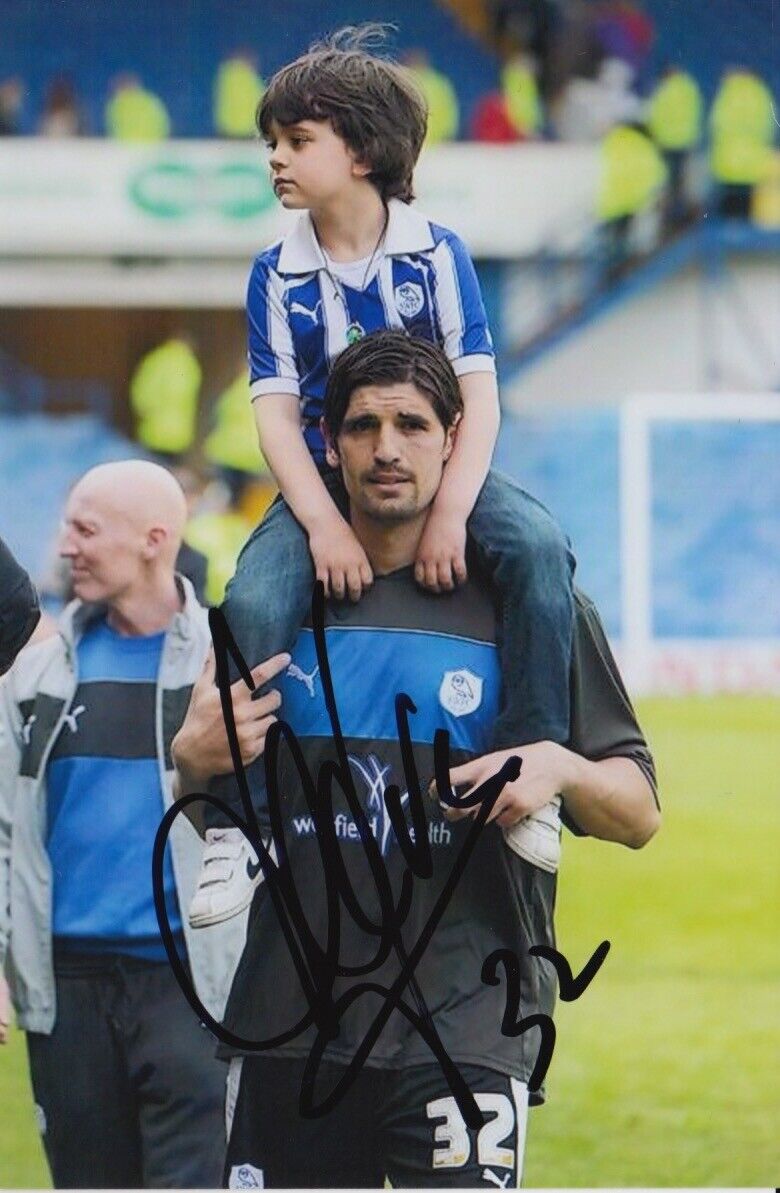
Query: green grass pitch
1 696 778 1187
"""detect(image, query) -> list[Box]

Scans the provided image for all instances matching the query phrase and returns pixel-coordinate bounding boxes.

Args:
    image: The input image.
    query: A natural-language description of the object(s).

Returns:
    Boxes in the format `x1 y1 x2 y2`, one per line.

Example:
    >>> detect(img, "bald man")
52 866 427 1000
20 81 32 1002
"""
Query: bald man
0 461 250 1188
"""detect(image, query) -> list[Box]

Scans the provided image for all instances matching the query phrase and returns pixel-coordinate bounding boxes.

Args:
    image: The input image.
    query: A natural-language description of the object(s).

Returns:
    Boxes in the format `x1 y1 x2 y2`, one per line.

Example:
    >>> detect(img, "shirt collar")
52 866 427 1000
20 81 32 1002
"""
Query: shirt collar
275 198 434 276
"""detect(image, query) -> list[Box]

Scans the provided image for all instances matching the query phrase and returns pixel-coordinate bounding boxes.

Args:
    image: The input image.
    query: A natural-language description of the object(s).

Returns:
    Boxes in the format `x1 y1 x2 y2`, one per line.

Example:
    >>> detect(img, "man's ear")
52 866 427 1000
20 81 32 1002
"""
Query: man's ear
144 526 167 560
321 418 340 469
442 413 461 463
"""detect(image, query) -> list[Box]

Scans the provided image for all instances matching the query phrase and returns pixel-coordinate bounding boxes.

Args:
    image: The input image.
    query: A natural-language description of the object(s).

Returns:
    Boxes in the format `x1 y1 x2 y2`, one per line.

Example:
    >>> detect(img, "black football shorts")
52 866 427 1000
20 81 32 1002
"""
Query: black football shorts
224 1055 529 1188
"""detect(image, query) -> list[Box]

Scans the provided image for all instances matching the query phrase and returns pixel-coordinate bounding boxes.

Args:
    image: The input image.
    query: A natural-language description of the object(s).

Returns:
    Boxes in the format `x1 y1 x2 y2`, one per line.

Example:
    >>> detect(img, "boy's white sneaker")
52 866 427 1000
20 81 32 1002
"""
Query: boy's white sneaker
502 796 562 873
188 827 264 929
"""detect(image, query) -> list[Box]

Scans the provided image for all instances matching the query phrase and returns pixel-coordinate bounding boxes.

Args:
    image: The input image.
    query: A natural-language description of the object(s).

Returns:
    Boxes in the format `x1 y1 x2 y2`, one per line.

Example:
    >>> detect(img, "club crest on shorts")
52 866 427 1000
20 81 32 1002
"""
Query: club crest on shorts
229 1164 264 1188
439 668 483 717
33 1103 47 1136
394 281 424 318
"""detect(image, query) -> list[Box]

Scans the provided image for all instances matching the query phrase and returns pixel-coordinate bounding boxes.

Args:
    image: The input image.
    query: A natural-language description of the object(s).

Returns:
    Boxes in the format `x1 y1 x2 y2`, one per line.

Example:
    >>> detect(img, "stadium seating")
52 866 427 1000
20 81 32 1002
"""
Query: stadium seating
0 0 498 138
642 0 776 99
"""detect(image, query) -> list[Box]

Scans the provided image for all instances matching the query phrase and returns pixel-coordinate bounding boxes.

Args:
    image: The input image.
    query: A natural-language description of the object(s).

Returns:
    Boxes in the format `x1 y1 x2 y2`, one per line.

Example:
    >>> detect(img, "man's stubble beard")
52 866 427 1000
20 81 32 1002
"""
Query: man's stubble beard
355 487 424 524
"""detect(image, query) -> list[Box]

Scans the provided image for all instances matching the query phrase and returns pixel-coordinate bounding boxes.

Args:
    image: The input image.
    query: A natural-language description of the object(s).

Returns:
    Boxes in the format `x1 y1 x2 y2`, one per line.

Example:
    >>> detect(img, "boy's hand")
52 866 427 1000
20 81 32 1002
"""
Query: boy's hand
414 509 468 593
309 516 373 602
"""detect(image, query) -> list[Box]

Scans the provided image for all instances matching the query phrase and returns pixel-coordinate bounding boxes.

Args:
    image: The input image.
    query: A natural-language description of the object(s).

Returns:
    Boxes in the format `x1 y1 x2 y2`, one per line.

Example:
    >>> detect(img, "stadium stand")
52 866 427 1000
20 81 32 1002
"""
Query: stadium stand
0 0 498 138
1 0 775 161
641 0 777 100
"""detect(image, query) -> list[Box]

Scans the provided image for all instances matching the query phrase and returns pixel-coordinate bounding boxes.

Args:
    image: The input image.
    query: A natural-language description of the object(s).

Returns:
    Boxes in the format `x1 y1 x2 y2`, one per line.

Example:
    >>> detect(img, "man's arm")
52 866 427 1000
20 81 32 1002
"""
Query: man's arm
563 590 660 844
433 590 660 850
544 748 659 848
434 739 659 849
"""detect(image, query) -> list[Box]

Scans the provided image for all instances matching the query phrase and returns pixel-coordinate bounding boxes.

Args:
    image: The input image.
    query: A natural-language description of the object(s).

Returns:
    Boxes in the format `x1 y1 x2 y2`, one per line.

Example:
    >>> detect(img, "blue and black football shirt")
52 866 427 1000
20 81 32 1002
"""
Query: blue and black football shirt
46 618 183 961
221 571 655 1093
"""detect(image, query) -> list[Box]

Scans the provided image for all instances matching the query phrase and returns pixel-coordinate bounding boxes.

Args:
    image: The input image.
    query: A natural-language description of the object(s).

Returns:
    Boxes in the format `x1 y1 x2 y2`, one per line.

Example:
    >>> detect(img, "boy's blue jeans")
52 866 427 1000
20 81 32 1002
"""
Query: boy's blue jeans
206 467 575 829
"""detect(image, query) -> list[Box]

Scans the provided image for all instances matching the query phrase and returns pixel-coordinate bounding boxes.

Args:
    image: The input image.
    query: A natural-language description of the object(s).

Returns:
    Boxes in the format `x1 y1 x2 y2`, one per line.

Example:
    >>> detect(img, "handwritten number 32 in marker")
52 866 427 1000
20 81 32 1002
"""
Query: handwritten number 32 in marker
483 941 611 1091
424 940 608 1179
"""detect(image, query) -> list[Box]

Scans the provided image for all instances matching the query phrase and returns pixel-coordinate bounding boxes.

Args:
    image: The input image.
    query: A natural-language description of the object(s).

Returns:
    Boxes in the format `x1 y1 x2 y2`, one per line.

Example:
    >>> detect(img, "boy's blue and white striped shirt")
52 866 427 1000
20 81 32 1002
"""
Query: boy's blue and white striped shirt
246 198 495 463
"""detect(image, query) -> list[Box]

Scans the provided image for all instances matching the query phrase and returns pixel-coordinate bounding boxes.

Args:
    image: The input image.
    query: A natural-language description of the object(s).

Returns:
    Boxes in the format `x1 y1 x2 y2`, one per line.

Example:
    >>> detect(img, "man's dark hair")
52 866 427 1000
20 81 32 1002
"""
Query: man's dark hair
323 330 463 437
257 26 427 204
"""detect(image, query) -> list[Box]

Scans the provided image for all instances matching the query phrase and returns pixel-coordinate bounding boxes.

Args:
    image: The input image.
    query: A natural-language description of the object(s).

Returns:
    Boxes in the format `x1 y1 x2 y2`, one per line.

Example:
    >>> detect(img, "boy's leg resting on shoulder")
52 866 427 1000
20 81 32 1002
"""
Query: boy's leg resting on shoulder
467 469 575 749
193 495 314 928
192 475 348 928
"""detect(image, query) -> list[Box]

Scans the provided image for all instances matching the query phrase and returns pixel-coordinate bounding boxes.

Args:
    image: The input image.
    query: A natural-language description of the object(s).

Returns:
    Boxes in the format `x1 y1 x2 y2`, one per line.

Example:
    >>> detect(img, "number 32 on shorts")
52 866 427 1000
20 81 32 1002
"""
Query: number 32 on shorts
426 1092 521 1172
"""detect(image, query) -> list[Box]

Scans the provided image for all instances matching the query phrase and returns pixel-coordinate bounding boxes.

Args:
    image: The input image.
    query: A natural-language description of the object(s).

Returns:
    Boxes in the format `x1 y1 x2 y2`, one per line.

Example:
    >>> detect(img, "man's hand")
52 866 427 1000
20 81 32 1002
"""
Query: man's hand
414 509 468 593
430 741 577 829
308 514 373 602
172 647 290 785
0 974 11 1044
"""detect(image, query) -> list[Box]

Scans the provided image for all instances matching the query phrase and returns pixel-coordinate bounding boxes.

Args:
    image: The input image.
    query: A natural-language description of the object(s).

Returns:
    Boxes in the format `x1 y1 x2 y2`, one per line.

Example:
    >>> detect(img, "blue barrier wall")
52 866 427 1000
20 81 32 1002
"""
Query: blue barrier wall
652 420 780 638
495 409 780 641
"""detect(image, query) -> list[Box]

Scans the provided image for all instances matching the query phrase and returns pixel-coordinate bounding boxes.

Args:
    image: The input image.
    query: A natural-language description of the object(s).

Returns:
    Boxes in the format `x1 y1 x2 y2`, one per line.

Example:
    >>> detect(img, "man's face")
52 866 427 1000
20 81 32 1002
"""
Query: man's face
58 485 146 604
325 382 457 524
265 118 369 209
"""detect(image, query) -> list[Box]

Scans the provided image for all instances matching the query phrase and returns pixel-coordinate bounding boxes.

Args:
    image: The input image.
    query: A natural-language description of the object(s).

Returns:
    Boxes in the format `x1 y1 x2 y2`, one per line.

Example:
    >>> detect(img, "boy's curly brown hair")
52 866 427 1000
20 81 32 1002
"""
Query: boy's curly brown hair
257 25 428 204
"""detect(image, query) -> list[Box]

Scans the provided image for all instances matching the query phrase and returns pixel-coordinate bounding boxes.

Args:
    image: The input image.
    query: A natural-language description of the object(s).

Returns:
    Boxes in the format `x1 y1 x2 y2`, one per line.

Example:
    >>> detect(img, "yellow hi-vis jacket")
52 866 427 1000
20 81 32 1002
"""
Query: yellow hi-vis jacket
214 57 265 138
184 510 251 606
130 339 201 455
597 125 668 222
710 72 776 184
203 372 268 475
105 85 170 141
501 61 541 138
647 71 702 150
752 151 780 227
408 65 459 144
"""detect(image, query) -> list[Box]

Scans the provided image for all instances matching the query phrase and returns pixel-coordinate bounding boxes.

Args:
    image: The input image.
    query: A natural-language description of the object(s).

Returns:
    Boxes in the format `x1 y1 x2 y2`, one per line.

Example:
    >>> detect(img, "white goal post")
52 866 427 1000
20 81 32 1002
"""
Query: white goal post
619 393 780 695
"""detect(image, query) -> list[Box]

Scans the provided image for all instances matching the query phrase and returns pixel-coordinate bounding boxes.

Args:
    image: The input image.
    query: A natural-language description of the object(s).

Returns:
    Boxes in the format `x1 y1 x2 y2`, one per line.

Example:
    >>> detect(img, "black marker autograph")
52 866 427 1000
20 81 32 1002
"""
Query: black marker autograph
153 582 609 1129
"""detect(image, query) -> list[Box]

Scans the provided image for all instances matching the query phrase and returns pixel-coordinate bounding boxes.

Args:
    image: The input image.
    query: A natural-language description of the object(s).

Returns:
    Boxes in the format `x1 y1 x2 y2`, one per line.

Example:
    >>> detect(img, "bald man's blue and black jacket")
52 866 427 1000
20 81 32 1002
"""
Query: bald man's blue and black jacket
220 568 656 1101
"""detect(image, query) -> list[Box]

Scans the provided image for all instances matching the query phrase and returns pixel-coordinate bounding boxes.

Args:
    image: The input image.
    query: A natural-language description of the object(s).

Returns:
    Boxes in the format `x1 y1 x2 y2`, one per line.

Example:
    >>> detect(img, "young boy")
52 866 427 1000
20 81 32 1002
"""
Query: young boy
189 28 575 927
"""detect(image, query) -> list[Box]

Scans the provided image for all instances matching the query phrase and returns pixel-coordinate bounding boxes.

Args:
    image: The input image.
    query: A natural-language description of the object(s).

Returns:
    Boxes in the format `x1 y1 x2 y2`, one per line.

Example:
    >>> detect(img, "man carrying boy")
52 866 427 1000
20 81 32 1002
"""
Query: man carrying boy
172 331 660 1187
190 29 575 928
